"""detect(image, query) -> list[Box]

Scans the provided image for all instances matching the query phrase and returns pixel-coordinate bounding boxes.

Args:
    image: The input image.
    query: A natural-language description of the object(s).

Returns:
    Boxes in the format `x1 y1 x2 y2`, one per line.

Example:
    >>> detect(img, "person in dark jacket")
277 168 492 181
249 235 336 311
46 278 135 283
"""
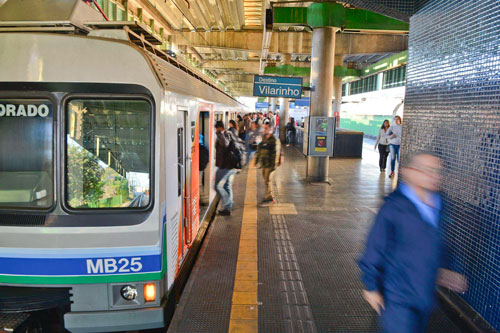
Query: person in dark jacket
228 119 238 137
285 117 296 147
237 115 246 140
255 122 281 203
245 121 262 163
215 121 237 216
358 152 466 332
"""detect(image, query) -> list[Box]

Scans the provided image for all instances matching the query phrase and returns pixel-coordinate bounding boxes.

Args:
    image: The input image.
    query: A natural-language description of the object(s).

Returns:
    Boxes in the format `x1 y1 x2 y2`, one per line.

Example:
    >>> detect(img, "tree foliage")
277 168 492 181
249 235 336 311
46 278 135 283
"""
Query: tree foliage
67 145 105 208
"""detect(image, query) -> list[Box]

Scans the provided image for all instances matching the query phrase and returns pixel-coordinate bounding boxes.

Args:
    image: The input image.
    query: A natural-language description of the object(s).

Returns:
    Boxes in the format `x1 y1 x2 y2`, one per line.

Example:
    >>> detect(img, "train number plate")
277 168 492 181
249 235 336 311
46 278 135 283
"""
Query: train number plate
86 257 143 274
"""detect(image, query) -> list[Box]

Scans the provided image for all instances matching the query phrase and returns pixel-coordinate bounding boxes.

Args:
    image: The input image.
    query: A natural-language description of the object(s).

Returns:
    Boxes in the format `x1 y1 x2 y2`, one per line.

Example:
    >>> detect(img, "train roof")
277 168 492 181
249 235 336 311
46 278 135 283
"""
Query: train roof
0 0 244 109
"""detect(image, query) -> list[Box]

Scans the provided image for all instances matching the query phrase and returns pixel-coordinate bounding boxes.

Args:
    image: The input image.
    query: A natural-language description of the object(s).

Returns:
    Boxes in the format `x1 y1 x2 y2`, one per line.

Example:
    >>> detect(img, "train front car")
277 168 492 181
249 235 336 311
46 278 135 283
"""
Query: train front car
0 33 168 332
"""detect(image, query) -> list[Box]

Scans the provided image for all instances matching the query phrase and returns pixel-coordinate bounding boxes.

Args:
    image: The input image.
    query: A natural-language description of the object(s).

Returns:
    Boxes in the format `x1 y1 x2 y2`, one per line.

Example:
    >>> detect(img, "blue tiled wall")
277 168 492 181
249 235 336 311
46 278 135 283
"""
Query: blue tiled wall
342 1 429 19
370 0 416 14
402 0 500 329
340 1 412 21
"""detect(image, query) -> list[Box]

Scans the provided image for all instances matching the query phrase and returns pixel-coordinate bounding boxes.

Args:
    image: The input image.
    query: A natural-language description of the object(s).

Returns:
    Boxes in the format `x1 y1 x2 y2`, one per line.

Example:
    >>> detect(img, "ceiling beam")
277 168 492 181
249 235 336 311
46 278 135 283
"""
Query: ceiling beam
189 44 260 53
174 31 408 56
217 74 254 82
202 60 261 73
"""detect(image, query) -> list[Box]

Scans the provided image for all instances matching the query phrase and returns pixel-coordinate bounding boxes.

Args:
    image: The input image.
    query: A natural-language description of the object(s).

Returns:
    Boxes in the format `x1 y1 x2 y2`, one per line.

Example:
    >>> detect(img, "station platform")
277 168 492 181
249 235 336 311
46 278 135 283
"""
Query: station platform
168 143 461 332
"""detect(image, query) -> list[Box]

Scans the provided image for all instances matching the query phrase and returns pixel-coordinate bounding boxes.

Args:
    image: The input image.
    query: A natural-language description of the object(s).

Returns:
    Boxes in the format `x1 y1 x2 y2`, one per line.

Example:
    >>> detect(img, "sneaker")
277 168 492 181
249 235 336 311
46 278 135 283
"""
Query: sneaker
218 209 231 216
380 168 384 172
389 172 395 178
259 198 273 206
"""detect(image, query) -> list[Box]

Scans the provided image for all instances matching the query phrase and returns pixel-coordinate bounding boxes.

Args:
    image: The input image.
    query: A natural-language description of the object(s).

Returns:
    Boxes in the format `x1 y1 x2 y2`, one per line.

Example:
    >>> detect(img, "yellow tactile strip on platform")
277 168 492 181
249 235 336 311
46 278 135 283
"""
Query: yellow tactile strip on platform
229 165 258 332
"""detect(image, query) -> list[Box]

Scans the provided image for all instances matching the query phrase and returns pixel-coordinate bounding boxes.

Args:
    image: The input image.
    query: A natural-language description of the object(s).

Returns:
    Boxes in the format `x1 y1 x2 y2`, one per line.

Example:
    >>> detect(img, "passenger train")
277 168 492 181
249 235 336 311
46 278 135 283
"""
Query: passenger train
0 12 245 332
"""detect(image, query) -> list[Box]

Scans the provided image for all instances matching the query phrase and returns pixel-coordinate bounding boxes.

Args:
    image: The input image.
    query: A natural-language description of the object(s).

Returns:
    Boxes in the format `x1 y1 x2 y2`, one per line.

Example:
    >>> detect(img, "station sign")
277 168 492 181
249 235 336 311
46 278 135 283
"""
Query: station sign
294 98 310 107
255 102 269 109
253 75 303 98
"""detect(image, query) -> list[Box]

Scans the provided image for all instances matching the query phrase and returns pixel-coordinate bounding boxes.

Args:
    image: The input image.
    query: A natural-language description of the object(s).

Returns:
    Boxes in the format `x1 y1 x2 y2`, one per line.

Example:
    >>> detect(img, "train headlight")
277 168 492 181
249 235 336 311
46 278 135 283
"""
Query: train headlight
144 283 156 302
120 285 138 301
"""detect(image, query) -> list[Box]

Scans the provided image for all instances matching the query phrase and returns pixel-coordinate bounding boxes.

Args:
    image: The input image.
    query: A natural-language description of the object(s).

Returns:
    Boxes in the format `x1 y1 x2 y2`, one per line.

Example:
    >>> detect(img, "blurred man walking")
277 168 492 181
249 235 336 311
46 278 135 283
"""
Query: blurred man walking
358 152 466 332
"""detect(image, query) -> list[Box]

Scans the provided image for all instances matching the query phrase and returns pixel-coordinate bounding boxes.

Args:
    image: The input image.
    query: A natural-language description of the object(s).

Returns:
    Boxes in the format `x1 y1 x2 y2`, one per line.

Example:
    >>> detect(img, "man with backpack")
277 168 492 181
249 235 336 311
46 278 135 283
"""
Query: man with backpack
214 121 244 216
254 122 281 203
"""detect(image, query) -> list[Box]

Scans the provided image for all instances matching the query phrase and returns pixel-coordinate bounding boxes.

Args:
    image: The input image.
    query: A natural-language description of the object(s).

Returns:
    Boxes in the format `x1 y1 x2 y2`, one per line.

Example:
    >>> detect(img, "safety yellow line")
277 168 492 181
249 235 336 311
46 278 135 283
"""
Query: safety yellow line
229 165 258 332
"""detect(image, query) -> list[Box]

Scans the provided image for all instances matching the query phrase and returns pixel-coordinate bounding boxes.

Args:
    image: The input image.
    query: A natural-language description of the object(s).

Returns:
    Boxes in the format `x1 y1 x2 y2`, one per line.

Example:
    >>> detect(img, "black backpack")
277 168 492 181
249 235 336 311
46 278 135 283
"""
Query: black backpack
226 133 247 169
199 144 209 171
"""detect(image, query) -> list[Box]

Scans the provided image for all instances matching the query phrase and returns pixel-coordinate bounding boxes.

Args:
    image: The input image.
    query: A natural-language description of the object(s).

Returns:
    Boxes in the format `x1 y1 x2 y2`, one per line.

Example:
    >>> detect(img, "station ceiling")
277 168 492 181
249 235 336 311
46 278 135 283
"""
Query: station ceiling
1 0 412 97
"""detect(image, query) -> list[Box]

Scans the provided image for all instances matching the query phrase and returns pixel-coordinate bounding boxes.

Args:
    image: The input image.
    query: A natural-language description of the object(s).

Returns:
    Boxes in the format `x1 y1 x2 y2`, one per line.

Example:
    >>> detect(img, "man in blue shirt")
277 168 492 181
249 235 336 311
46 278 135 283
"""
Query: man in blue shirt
358 152 465 332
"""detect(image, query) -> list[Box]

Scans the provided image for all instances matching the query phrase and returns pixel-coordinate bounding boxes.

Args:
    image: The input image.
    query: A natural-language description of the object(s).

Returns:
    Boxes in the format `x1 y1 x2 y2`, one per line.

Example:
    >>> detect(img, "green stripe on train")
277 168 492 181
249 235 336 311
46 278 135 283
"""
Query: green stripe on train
0 272 162 285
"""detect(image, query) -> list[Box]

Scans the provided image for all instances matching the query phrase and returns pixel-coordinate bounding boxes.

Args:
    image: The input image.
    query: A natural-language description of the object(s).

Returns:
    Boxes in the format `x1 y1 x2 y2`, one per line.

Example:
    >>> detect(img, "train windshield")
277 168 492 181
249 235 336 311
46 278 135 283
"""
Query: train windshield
0 99 54 208
66 99 151 209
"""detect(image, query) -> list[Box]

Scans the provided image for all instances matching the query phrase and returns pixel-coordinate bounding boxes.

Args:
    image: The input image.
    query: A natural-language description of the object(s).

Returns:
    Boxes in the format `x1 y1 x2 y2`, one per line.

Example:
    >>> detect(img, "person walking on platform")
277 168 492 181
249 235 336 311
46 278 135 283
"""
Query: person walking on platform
237 115 246 140
255 122 281 203
267 111 276 129
358 152 467 333
387 115 403 178
244 114 252 134
275 113 280 137
257 112 265 125
215 121 238 216
228 119 238 137
375 119 391 172
246 121 262 163
285 117 296 147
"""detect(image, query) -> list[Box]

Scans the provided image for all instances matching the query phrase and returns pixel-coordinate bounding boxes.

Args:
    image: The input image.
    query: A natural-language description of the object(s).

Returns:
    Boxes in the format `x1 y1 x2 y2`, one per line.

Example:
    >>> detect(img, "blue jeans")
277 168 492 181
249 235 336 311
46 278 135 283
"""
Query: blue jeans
246 150 256 165
286 131 295 145
215 168 237 210
389 144 401 172
381 300 429 333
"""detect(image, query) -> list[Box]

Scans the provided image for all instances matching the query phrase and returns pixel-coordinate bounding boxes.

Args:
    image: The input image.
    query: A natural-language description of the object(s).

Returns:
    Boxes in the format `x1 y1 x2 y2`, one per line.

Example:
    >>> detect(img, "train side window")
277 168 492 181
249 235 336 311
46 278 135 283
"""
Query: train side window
65 99 152 209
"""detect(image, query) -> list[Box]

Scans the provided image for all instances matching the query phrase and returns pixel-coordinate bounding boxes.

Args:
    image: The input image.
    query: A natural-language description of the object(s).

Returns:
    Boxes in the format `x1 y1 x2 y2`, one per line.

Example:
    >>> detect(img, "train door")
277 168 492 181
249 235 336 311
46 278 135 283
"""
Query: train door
198 111 210 217
177 109 191 257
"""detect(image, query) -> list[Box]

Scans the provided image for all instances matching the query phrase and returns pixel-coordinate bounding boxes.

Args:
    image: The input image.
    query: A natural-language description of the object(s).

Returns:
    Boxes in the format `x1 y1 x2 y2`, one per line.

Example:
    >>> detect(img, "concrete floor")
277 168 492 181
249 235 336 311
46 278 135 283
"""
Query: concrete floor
168 143 460 332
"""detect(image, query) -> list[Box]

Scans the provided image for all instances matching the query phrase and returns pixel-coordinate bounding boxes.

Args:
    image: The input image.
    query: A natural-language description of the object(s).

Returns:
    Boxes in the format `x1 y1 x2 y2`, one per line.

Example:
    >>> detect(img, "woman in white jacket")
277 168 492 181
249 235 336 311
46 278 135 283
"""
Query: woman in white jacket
387 115 402 178
374 119 391 172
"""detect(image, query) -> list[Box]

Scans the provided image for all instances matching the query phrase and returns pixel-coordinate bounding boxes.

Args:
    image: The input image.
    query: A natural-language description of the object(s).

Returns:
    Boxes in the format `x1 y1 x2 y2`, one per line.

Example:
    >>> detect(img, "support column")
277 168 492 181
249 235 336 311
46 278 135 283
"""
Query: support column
278 96 289 140
333 55 344 128
270 98 277 113
279 54 292 142
307 27 338 182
